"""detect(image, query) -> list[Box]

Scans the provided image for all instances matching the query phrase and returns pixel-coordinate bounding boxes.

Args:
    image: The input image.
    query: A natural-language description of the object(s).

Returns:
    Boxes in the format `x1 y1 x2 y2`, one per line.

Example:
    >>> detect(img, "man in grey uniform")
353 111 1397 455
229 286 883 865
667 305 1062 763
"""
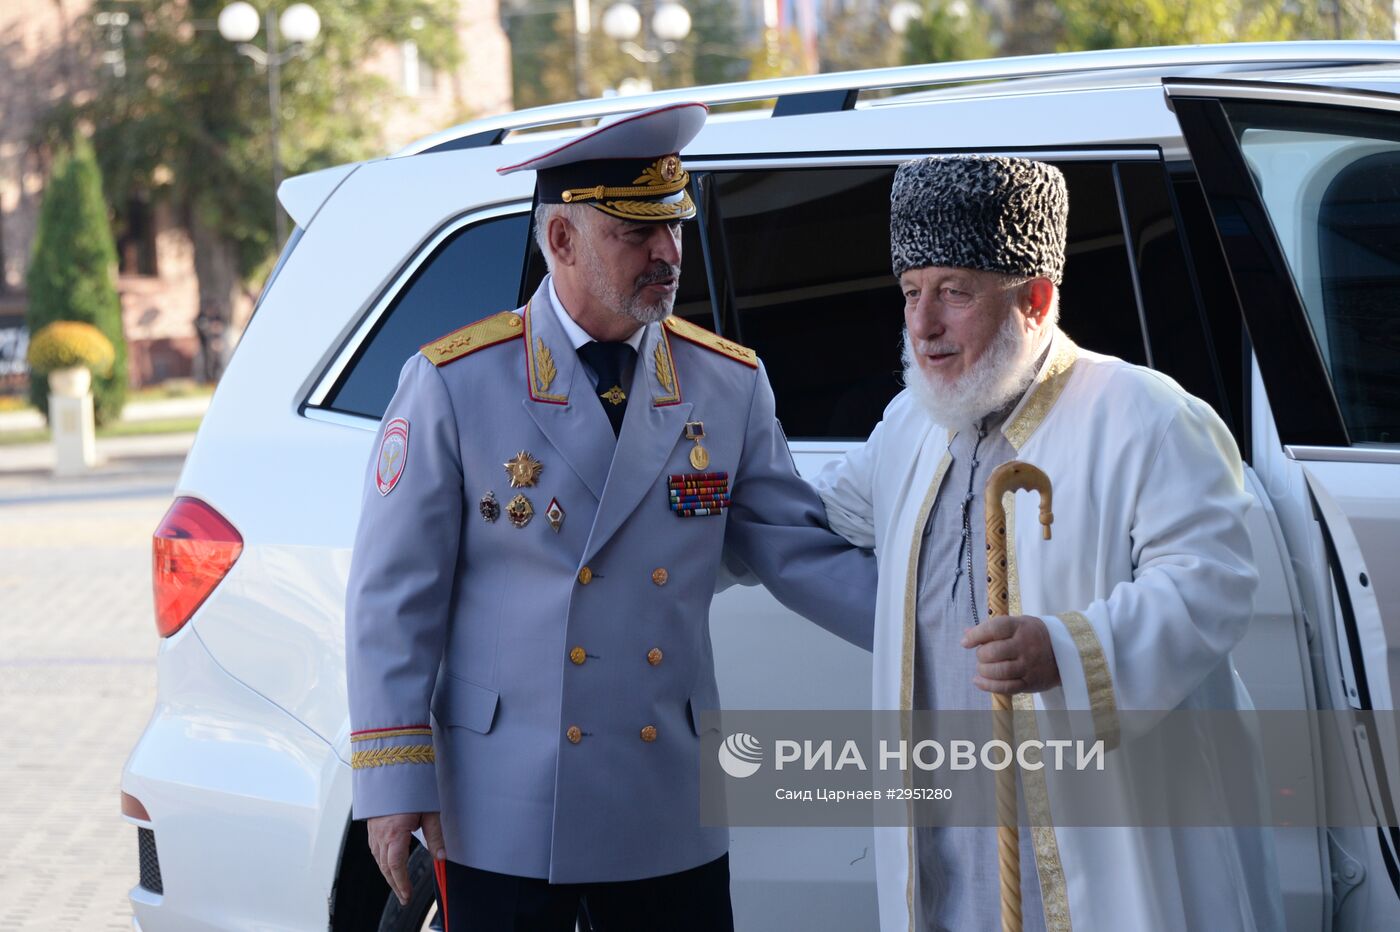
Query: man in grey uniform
345 102 877 931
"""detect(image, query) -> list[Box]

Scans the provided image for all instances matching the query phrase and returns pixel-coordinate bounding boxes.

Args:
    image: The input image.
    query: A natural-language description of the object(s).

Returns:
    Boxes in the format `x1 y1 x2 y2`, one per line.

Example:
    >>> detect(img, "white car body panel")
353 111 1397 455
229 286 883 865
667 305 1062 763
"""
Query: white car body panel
122 45 1400 932
122 625 350 931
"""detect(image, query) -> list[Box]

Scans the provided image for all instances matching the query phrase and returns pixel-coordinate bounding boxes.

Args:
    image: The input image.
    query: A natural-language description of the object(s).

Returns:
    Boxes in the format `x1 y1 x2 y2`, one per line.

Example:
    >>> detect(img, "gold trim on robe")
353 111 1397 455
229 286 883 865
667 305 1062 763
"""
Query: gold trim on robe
1004 334 1080 451
1058 610 1120 751
900 444 952 932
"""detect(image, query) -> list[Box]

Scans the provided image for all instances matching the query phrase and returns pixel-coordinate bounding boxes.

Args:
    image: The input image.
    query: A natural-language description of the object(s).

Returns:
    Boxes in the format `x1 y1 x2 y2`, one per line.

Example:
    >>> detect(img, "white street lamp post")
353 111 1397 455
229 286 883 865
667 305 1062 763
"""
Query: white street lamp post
889 0 921 35
218 2 321 247
601 1 690 93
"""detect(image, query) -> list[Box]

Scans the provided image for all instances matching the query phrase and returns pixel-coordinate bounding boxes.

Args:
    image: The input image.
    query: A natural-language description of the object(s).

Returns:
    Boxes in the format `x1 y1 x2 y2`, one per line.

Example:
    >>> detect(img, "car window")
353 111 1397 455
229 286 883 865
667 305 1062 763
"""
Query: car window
323 212 530 419
706 162 1147 440
1230 101 1400 444
1120 160 1245 447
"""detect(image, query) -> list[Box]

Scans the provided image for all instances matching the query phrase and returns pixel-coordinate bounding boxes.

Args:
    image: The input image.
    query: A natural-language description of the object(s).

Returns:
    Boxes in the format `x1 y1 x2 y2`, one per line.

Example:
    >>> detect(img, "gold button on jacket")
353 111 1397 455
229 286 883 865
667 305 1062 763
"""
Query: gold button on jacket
569 646 587 665
647 648 663 666
577 567 593 585
651 568 668 586
566 725 583 744
640 725 658 743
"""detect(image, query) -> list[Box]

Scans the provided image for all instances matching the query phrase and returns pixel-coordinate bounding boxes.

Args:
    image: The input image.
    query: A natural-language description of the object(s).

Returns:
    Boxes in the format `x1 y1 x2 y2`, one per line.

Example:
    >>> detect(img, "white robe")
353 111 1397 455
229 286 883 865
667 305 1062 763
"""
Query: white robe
813 329 1283 932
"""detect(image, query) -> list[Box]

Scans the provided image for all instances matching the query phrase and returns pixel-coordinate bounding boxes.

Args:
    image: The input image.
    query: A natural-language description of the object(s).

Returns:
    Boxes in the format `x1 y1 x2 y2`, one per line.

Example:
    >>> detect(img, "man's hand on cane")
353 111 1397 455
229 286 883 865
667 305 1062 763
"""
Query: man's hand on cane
962 615 1061 694
368 811 447 906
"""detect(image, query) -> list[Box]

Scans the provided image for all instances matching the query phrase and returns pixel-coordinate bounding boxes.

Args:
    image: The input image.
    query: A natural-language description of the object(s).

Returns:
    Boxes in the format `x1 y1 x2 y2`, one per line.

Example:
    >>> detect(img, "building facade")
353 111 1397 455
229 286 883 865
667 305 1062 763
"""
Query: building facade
0 0 511 397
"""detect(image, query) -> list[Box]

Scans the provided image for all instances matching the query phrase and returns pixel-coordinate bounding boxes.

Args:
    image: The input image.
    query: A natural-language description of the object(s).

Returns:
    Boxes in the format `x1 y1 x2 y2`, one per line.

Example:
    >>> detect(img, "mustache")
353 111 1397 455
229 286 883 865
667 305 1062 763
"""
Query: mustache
911 337 960 356
636 264 679 287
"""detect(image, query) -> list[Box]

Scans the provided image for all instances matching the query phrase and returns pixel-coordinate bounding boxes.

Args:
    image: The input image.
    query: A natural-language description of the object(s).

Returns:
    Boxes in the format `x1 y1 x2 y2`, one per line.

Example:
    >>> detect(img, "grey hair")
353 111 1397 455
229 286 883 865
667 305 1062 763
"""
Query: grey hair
534 202 596 272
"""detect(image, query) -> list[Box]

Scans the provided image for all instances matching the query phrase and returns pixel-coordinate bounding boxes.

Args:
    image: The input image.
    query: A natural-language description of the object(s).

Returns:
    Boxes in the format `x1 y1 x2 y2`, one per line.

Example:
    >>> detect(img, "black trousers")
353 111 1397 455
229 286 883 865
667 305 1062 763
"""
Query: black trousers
439 854 734 932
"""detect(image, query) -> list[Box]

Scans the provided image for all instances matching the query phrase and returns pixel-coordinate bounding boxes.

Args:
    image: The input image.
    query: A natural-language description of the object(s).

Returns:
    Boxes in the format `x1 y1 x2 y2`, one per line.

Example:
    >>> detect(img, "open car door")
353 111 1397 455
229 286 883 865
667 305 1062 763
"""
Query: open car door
1168 77 1400 928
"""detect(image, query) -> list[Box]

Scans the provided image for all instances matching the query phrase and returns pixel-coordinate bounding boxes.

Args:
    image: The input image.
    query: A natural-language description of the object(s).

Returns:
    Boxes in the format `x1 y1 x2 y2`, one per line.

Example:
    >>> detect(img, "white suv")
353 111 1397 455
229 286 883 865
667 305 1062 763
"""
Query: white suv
122 41 1400 932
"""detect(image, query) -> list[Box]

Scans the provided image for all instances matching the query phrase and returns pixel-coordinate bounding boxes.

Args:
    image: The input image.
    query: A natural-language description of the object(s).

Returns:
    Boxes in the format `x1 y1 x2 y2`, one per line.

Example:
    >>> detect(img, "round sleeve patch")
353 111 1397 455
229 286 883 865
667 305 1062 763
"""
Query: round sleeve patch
376 417 410 496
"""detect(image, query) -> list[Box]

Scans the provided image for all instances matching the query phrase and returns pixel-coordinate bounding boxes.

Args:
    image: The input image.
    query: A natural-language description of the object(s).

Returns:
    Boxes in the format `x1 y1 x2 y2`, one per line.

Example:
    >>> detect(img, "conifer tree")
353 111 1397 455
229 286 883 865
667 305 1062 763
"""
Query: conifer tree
26 137 128 425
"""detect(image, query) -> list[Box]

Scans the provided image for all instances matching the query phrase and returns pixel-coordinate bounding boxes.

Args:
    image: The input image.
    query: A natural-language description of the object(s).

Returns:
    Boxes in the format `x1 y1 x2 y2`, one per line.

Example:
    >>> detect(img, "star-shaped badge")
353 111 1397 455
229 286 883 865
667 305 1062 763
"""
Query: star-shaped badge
504 451 543 488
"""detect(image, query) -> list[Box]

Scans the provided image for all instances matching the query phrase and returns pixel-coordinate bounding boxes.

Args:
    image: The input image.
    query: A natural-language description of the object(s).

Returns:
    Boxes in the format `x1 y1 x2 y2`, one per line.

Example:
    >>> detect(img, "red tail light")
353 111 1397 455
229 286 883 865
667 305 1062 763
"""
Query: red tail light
152 497 243 638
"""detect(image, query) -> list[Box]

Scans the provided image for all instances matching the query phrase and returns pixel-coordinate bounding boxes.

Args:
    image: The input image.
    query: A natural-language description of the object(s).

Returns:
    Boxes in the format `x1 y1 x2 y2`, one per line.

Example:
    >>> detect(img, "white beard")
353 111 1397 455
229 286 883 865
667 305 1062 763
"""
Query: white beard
579 235 677 325
901 312 1045 429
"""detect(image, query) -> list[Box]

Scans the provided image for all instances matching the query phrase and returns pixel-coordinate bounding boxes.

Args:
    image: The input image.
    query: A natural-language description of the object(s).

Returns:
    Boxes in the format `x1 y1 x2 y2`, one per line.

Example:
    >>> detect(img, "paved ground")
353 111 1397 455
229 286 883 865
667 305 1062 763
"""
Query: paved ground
0 395 210 434
0 436 191 930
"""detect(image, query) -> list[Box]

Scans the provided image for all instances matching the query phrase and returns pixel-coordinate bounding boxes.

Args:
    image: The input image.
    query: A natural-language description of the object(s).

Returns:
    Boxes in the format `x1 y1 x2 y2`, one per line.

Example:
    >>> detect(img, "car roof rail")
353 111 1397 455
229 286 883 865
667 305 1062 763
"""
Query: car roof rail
394 40 1400 159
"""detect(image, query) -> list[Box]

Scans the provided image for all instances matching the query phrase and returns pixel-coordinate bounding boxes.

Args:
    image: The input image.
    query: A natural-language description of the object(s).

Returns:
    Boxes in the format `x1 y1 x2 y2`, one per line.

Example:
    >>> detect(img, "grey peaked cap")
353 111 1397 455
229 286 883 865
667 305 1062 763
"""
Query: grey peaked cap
890 155 1068 283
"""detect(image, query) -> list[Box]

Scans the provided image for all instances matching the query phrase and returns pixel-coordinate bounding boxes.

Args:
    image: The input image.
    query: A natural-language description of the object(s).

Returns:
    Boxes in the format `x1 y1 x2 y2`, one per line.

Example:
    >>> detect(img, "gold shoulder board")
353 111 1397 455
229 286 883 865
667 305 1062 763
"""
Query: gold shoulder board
663 316 758 369
421 311 525 367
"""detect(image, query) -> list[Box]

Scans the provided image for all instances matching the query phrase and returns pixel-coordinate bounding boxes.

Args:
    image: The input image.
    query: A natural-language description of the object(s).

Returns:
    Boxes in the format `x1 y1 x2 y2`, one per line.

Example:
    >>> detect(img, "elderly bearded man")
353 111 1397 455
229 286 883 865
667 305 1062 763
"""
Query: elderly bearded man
344 103 877 932
813 155 1283 932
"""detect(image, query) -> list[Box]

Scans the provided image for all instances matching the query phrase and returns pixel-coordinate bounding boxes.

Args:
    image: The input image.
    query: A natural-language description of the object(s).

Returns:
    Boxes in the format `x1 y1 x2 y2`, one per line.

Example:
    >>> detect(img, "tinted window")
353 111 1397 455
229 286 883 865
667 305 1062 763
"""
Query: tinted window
708 162 1146 439
1319 151 1400 443
325 212 529 419
1119 160 1244 444
1230 102 1400 444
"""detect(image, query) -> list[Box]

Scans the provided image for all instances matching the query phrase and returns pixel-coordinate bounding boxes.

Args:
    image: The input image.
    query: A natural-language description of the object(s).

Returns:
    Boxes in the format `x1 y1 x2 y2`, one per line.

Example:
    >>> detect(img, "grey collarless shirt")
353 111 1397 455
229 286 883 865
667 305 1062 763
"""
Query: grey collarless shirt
912 407 1047 932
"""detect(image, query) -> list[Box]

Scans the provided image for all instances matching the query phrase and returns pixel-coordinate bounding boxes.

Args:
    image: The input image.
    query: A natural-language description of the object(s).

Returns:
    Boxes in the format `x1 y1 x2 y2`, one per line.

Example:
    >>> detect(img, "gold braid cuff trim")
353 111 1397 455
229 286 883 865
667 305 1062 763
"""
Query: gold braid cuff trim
1057 610 1120 751
351 745 436 770
350 728 432 743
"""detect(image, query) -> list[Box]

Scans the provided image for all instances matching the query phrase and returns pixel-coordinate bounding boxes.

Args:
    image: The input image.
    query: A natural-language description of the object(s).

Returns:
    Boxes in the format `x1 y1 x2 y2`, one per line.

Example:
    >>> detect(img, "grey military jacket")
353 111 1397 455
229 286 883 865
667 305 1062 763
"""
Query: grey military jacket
346 277 875 883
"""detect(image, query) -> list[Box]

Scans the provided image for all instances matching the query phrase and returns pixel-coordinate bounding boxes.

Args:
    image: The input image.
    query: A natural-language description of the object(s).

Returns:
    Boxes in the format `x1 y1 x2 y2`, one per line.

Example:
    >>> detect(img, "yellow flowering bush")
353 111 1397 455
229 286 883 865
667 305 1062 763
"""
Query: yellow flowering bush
26 321 116 377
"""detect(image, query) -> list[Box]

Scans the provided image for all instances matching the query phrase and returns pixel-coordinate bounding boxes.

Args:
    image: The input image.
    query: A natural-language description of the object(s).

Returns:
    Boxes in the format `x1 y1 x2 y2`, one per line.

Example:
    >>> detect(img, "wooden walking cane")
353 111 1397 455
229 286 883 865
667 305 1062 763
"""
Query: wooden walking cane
984 461 1053 932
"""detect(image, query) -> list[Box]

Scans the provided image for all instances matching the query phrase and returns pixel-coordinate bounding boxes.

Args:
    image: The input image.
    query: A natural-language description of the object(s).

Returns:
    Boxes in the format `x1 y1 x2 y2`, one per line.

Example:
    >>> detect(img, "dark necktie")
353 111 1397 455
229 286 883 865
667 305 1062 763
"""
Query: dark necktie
577 341 635 436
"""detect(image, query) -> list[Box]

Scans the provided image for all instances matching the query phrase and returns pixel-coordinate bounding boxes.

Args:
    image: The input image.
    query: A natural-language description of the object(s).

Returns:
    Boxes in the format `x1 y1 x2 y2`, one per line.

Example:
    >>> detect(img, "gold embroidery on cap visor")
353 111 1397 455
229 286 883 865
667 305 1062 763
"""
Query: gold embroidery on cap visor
593 190 696 222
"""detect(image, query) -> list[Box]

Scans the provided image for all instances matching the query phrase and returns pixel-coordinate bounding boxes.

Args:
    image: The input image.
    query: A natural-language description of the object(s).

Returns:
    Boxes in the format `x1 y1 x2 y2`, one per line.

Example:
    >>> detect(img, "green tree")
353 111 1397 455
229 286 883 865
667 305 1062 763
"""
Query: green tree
747 27 810 81
25 136 128 425
901 0 994 66
1055 0 1396 51
507 3 580 108
684 0 748 86
48 0 462 383
821 7 902 74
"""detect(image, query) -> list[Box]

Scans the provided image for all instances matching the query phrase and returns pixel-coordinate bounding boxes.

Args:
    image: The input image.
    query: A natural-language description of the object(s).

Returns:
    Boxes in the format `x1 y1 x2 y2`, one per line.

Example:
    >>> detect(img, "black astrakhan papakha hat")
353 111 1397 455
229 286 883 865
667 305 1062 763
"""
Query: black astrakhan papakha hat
498 102 707 223
890 155 1068 284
